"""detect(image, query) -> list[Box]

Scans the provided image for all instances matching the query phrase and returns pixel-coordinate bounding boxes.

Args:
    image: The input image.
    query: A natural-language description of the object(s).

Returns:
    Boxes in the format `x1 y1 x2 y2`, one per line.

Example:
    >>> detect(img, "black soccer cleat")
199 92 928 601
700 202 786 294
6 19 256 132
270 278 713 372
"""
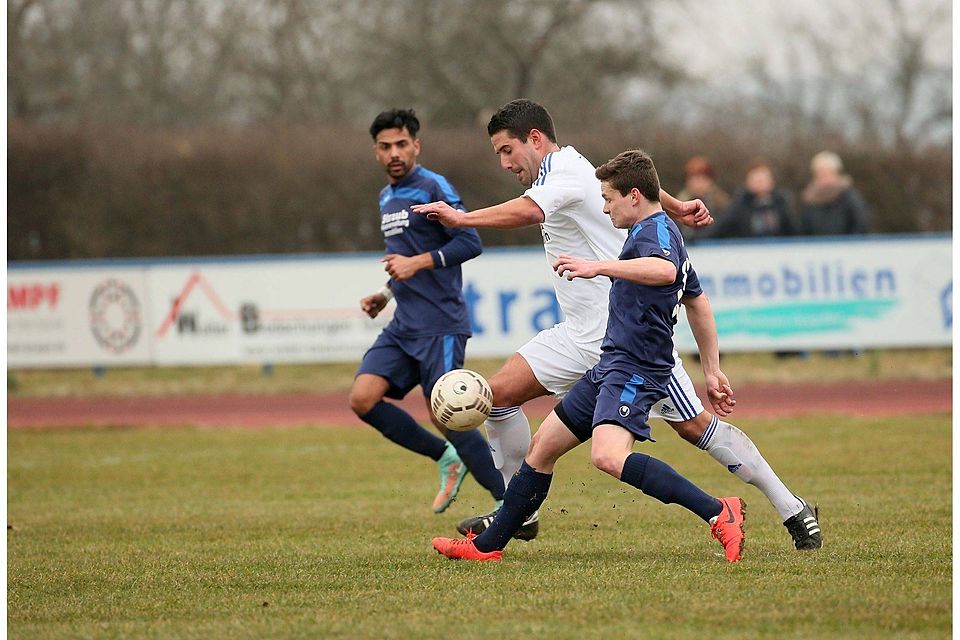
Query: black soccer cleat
783 497 822 550
456 508 540 541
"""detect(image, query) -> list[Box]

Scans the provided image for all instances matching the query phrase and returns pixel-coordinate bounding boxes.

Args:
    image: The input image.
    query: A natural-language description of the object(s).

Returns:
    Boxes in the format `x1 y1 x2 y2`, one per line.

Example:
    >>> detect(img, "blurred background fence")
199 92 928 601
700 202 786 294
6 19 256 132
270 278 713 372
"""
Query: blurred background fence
8 0 952 261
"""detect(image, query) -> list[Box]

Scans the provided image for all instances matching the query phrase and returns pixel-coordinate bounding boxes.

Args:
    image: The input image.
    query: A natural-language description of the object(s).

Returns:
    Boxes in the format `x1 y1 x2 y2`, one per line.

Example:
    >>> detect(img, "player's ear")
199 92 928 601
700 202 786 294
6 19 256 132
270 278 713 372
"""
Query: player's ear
413 138 421 157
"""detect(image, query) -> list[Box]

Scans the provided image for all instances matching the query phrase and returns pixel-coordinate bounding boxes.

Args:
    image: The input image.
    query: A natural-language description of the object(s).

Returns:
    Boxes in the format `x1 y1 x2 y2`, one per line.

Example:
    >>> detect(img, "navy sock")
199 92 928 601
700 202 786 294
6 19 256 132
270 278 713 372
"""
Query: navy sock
474 461 551 552
620 452 723 523
445 429 506 501
360 401 447 461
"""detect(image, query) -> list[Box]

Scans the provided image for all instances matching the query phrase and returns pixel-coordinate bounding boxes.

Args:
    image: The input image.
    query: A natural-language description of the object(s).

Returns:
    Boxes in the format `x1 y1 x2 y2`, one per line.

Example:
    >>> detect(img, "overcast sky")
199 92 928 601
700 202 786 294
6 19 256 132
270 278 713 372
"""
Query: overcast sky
660 0 952 82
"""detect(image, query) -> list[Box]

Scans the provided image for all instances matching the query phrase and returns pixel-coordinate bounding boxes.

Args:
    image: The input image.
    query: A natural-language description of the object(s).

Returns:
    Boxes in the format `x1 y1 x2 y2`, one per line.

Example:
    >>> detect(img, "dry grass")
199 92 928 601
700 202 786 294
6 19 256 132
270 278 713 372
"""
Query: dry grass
8 348 951 398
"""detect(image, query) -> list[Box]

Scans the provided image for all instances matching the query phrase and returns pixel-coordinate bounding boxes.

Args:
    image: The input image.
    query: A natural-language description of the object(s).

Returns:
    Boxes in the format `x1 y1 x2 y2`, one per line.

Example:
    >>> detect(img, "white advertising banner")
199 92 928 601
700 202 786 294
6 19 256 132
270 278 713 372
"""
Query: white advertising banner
8 267 153 367
674 235 953 351
7 235 951 368
146 257 391 365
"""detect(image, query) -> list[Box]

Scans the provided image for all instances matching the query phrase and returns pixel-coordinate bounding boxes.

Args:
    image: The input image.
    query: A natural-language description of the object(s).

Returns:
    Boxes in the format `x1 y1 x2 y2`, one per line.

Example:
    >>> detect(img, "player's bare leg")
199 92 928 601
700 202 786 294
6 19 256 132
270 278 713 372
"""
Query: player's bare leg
668 411 821 550
350 373 466 513
348 373 390 418
458 353 547 539
592 423 745 563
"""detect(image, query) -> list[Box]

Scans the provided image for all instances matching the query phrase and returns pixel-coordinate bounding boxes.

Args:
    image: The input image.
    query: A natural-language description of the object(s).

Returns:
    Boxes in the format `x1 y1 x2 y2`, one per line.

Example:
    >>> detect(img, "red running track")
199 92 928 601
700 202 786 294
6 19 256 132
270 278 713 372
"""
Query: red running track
7 379 951 429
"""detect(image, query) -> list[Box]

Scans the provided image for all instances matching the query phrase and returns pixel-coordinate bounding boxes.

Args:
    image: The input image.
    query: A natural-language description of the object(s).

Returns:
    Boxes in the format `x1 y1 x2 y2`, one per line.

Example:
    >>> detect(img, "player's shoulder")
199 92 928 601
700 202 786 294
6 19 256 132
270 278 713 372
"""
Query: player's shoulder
629 212 683 248
378 184 393 209
532 145 593 187
415 166 462 203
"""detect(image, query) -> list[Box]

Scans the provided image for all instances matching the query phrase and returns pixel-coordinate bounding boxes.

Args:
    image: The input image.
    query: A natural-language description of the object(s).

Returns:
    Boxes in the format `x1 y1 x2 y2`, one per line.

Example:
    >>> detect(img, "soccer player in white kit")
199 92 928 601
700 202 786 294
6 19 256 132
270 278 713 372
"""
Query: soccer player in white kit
413 100 821 550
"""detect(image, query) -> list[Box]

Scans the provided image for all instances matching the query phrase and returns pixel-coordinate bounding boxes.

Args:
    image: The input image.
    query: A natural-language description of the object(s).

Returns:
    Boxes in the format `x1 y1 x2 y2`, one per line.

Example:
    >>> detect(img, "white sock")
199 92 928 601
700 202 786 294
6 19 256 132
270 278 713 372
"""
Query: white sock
483 406 531 490
697 416 804 521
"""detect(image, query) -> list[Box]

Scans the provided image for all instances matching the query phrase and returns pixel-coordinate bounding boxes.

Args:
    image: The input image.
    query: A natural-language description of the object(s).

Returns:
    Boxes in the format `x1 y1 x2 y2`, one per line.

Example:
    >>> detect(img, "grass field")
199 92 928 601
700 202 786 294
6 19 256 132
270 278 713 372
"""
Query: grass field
8 413 951 639
7 347 952 397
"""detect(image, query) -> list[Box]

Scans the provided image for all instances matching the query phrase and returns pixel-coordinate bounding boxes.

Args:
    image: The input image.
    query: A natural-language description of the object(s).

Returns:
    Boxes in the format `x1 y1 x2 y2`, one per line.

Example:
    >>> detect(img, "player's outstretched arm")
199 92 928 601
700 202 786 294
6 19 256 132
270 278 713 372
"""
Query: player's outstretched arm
660 189 713 229
681 292 736 416
553 255 675 285
412 196 544 229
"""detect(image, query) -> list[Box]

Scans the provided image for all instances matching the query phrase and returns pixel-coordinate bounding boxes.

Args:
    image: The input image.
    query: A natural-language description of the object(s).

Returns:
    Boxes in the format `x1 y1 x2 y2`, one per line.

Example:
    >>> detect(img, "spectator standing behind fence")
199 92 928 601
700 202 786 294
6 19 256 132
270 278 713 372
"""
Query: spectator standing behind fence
677 156 730 243
799 151 870 236
709 160 795 239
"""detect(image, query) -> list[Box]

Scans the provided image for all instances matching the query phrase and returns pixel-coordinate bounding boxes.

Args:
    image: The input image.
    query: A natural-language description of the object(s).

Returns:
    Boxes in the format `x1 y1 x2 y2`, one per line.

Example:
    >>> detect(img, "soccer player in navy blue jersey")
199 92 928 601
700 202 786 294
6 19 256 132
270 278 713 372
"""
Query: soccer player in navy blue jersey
349 109 504 514
433 150 746 562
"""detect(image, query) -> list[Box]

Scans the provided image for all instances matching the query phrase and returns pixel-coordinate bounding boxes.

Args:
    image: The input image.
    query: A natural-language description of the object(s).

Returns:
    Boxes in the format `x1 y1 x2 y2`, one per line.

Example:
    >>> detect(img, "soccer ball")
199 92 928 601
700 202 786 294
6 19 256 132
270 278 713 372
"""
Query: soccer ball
430 369 493 431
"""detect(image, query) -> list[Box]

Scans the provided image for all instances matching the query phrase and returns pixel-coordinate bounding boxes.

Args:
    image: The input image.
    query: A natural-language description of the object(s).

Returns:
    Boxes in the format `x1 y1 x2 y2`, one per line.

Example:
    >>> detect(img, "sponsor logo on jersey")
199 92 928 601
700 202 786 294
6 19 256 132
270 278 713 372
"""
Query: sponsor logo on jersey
618 405 630 417
659 403 675 415
382 209 411 237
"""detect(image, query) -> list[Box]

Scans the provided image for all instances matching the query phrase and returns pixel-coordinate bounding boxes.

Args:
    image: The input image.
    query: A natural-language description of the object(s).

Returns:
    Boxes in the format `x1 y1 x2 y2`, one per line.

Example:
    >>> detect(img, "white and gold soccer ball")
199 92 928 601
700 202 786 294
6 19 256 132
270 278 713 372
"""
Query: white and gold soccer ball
430 369 493 431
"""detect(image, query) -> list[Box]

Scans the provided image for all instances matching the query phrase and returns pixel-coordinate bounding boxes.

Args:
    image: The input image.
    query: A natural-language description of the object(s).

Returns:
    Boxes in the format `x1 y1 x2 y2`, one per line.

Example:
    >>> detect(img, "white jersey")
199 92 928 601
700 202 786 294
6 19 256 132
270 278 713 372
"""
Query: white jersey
523 145 626 347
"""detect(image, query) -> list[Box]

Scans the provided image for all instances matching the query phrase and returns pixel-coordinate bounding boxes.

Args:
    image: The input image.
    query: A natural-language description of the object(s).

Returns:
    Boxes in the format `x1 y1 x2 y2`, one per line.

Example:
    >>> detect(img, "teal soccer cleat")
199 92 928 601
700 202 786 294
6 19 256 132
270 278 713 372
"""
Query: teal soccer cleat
433 443 466 513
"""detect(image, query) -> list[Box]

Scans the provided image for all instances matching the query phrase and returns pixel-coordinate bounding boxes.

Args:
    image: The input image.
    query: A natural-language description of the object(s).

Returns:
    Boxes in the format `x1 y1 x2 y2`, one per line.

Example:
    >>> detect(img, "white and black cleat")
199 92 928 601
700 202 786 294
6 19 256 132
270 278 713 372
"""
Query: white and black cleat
457 508 539 541
783 497 822 550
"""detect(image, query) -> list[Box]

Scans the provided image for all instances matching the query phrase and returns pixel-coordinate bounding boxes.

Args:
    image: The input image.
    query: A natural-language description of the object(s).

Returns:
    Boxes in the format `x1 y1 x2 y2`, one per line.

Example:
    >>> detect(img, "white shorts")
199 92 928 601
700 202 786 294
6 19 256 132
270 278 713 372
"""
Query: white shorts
518 323 704 422
650 357 705 423
517 323 601 398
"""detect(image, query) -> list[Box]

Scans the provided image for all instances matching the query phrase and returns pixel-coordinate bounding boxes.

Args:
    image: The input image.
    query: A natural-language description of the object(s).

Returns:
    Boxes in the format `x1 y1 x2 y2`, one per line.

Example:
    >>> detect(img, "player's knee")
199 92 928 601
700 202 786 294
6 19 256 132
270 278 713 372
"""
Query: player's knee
669 420 702 444
489 377 521 409
348 387 379 417
590 441 625 478
669 412 710 444
525 430 559 469
590 447 623 478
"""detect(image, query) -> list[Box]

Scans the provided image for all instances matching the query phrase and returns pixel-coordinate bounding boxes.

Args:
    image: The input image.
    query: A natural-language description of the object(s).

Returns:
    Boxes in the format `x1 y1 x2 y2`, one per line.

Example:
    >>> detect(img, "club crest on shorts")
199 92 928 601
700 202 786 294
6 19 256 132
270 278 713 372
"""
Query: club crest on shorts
619 405 631 417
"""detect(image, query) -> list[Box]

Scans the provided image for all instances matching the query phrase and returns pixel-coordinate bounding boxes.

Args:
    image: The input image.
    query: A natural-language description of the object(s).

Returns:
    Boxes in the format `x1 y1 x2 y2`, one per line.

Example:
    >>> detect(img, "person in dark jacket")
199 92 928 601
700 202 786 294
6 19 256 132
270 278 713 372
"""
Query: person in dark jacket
799 151 870 236
677 156 731 244
710 160 795 239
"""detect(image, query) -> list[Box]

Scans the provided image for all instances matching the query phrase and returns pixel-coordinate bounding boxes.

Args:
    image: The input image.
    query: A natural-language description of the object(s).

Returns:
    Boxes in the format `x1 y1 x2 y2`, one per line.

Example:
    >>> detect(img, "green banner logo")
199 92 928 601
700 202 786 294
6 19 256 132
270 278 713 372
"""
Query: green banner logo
715 299 897 337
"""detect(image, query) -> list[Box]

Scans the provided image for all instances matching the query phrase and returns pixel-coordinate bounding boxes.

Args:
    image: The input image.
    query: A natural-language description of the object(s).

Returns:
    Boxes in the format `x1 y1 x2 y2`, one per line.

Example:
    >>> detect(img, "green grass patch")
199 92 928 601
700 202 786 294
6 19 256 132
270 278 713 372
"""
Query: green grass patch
7 347 952 398
8 414 951 639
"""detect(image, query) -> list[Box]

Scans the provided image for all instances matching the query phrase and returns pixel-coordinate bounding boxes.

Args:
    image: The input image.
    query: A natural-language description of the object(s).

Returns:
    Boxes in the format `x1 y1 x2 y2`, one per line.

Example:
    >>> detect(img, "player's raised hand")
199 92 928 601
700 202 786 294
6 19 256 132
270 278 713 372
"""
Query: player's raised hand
704 369 736 417
553 255 600 280
360 292 388 318
411 201 461 227
676 198 713 228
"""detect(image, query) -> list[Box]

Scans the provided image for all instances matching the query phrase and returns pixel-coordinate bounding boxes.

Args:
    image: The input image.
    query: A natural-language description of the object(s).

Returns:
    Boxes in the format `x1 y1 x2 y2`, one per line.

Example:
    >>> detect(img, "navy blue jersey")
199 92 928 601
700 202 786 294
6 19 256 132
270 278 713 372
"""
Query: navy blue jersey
378 165 481 337
599 212 702 374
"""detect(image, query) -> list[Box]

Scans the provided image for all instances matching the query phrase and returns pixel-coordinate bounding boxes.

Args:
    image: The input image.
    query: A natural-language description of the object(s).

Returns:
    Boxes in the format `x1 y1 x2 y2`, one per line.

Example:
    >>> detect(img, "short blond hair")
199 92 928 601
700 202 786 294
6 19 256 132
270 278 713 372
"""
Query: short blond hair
811 151 843 173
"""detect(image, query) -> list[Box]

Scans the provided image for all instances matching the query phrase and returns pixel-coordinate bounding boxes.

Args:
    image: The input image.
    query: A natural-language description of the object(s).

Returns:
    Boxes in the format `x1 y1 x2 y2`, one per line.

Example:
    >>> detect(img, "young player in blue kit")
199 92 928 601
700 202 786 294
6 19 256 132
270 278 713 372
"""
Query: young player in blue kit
432 150 746 562
349 109 504 513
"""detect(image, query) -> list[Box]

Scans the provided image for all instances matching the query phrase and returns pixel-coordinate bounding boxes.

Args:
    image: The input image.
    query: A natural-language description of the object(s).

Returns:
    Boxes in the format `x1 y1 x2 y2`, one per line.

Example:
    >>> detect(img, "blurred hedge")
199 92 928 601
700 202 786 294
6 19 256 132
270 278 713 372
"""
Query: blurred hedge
8 120 950 260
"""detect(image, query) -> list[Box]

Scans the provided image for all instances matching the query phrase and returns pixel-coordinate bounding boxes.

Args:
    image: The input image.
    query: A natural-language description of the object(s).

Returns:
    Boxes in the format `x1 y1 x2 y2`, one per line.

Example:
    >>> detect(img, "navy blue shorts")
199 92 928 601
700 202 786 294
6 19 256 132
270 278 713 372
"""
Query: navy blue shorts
555 366 668 443
356 328 468 399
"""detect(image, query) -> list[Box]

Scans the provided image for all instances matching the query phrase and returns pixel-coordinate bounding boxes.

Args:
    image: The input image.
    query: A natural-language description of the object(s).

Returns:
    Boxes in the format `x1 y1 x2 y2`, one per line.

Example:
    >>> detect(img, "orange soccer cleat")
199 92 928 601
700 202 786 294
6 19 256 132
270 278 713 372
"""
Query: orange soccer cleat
432 533 503 562
710 497 746 563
